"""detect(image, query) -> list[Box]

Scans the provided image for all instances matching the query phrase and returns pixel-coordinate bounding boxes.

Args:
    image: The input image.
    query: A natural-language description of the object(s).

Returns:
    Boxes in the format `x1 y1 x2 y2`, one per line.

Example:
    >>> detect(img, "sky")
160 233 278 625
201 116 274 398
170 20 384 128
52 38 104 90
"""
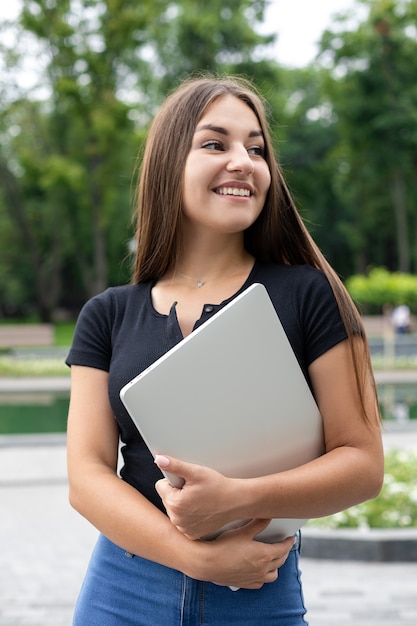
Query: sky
264 0 356 66
0 0 357 68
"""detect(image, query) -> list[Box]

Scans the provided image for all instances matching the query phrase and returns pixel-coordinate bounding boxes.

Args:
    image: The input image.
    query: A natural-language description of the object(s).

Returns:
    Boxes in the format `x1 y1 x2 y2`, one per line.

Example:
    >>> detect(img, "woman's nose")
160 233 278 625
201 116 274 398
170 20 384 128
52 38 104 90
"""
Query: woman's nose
226 145 254 174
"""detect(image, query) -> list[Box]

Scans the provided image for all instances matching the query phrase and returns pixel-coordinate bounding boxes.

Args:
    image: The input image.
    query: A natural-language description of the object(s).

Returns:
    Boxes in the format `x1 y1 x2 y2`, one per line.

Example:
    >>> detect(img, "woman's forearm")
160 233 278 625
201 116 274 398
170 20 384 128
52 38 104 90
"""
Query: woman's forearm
155 436 384 540
69 465 198 573
68 466 295 589
233 443 384 522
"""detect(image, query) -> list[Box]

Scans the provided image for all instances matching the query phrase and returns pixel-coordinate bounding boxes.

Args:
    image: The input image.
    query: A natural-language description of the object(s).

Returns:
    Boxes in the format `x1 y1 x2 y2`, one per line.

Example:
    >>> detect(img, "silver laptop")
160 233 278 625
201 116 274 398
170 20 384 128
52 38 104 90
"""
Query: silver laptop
120 283 324 543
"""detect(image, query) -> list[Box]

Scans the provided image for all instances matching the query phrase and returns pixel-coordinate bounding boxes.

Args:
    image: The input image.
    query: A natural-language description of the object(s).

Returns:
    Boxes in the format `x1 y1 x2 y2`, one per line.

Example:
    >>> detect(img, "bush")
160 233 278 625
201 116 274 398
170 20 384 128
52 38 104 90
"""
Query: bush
346 267 417 314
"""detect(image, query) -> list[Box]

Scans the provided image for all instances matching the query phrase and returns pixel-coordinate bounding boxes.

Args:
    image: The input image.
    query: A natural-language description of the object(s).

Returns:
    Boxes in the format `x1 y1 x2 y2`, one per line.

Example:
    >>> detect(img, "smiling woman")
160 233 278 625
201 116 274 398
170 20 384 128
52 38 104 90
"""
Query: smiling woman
180 95 271 247
65 74 383 625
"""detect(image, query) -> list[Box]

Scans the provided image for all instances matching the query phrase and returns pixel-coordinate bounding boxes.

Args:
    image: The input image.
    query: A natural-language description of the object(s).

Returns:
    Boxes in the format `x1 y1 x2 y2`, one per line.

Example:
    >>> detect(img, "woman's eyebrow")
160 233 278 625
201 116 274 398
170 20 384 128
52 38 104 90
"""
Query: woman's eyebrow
195 123 263 138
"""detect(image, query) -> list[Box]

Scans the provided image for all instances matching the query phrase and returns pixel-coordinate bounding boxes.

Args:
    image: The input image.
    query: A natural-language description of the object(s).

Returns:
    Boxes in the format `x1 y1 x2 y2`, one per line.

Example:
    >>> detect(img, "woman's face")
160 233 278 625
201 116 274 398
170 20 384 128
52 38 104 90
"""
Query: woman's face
181 95 271 237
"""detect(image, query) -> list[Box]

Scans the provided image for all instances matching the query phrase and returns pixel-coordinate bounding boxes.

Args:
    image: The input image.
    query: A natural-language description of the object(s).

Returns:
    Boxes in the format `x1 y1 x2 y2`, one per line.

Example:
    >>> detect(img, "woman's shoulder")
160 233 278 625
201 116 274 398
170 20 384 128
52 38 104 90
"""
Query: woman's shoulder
77 282 150 320
87 282 149 304
254 263 337 317
255 262 328 290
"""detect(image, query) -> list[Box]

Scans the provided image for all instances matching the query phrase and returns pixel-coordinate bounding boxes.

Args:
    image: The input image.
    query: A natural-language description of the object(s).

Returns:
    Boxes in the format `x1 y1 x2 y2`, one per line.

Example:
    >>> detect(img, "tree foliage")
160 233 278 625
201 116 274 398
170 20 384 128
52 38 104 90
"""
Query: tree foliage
0 0 416 320
0 0 273 319
318 0 417 274
347 267 417 313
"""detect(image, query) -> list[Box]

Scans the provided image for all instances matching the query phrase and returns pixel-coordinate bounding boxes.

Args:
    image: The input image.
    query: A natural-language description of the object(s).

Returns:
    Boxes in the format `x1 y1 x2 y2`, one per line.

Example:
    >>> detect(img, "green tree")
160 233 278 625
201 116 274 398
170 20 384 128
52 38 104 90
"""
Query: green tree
0 0 275 319
149 0 273 92
0 100 65 320
266 66 356 278
318 0 417 273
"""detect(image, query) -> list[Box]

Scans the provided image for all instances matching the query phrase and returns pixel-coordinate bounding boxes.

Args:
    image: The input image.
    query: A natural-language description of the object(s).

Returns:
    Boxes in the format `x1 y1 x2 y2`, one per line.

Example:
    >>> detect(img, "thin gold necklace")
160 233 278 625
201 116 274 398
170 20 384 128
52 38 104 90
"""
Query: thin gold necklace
178 272 204 288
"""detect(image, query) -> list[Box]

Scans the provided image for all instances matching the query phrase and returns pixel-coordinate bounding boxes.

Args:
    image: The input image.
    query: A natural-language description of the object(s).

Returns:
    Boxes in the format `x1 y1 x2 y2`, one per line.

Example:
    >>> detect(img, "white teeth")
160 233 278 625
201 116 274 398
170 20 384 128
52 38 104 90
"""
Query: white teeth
216 187 251 197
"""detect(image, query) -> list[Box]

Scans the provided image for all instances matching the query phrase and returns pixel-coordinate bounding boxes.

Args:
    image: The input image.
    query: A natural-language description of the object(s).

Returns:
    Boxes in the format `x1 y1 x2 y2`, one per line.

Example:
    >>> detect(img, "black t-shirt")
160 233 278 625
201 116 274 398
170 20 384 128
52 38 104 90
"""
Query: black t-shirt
66 261 347 512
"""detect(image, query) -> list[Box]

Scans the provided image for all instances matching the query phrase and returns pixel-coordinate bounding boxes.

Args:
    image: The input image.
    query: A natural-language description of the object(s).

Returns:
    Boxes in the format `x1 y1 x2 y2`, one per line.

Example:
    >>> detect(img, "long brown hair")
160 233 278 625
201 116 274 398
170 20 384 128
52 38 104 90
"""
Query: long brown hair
132 74 378 425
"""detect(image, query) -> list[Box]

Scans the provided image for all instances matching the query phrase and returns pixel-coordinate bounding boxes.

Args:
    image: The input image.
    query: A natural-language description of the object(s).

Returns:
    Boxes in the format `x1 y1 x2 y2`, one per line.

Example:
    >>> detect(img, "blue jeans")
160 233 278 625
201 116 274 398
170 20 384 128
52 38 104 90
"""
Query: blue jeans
73 534 308 625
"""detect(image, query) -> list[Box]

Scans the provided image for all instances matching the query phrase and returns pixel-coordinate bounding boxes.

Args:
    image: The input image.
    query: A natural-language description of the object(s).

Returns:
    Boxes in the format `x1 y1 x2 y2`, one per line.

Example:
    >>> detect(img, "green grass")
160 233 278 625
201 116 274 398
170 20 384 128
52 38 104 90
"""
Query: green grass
0 355 68 376
307 449 417 530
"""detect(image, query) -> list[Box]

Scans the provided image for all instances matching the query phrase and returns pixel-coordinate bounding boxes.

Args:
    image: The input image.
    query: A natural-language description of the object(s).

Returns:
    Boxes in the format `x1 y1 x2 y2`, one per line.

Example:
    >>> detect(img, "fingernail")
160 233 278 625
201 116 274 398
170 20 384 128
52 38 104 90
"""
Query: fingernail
154 454 170 468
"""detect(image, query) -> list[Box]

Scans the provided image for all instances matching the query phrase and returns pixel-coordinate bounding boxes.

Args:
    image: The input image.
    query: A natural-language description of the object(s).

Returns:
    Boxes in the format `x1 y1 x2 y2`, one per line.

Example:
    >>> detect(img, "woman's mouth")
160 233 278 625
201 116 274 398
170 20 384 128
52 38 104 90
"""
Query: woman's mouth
214 187 252 197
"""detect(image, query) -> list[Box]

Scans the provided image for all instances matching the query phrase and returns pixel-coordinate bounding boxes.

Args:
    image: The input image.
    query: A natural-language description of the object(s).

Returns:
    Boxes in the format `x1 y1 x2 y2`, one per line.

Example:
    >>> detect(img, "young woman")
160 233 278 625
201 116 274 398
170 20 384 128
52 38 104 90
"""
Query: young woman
66 75 384 625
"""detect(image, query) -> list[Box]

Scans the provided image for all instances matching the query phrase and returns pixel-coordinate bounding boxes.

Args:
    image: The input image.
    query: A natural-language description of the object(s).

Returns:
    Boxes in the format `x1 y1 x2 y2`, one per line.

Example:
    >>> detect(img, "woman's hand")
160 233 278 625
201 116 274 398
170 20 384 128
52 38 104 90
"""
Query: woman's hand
192 519 295 589
155 454 240 539
154 455 297 589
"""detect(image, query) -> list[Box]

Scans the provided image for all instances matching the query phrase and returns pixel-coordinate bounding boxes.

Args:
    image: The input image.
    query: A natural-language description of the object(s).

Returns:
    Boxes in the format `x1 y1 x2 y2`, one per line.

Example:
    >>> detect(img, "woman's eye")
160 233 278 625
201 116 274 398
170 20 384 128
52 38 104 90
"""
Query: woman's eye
247 145 265 157
202 140 223 151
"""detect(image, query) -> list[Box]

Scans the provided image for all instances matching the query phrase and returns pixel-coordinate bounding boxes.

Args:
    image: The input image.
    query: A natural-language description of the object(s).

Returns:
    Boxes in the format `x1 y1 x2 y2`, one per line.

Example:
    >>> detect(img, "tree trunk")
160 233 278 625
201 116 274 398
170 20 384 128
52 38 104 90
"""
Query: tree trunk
89 155 108 297
389 170 410 273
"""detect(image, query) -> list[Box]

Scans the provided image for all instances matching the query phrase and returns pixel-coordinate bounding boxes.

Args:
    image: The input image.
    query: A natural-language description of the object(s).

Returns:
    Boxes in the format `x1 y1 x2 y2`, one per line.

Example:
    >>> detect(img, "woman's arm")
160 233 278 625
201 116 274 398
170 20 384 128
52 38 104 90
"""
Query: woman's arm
156 339 384 539
67 365 295 589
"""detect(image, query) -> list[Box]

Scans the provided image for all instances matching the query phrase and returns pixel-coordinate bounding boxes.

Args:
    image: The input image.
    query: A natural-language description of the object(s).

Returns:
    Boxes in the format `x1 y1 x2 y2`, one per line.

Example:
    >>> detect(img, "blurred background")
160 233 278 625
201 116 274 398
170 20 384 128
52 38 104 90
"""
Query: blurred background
1 0 417 322
0 0 417 494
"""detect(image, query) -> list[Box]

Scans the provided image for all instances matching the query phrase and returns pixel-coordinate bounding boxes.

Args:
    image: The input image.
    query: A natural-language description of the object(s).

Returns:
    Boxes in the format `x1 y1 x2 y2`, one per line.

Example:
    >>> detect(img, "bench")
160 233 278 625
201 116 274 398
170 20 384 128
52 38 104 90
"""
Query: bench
0 324 54 349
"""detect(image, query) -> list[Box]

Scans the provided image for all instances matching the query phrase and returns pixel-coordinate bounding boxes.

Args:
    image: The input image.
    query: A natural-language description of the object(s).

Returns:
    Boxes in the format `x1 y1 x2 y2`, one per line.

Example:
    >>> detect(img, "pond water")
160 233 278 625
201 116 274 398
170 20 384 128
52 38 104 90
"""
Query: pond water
0 383 416 435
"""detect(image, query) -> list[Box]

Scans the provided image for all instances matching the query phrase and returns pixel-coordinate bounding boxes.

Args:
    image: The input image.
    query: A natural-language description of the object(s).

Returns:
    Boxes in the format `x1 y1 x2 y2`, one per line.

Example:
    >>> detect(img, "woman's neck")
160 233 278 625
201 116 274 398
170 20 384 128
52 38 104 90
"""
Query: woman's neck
171 232 253 285
172 251 254 288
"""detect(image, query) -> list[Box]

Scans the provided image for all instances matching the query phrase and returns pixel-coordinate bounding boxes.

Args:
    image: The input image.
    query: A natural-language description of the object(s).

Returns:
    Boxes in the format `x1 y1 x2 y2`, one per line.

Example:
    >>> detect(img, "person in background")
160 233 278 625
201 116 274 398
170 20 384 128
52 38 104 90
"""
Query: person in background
66 75 384 625
391 304 411 334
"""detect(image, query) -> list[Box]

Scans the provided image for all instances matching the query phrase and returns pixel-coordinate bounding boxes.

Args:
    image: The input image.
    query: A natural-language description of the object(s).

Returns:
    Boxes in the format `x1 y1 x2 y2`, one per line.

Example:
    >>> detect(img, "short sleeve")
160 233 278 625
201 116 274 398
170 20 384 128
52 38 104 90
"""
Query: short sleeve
300 270 348 366
65 290 113 371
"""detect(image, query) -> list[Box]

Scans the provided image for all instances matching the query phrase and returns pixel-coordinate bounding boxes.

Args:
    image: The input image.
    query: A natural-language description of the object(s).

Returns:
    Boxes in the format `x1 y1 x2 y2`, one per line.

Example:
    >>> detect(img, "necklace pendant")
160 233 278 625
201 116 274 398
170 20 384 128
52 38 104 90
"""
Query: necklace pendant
197 280 204 288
